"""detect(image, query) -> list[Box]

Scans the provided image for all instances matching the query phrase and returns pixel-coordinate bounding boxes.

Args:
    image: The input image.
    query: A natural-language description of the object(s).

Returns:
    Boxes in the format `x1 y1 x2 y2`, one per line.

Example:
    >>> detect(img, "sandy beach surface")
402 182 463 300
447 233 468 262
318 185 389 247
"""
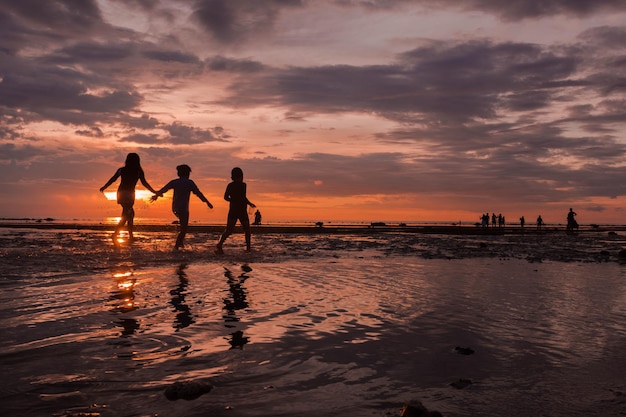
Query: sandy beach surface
1 222 626 416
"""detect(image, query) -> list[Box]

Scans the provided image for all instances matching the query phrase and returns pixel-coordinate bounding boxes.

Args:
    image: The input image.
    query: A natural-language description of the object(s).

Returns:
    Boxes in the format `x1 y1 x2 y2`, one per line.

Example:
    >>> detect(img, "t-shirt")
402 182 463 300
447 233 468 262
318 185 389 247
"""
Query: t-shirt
157 178 207 213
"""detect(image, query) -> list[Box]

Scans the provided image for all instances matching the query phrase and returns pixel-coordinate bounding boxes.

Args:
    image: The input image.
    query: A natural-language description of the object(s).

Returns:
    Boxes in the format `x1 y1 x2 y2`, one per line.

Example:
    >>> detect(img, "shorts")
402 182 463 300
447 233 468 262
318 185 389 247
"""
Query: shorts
117 190 135 206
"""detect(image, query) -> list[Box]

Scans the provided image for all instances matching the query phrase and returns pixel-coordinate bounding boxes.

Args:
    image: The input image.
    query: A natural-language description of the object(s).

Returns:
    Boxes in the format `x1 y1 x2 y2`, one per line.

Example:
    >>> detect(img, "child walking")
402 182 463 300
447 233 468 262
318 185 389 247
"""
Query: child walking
151 164 213 250
216 167 256 253
100 152 156 242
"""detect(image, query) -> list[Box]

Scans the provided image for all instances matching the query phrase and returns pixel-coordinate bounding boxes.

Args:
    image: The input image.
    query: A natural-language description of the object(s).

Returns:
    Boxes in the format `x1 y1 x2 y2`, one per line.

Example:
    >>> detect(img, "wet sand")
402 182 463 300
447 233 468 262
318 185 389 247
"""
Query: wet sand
1 224 626 416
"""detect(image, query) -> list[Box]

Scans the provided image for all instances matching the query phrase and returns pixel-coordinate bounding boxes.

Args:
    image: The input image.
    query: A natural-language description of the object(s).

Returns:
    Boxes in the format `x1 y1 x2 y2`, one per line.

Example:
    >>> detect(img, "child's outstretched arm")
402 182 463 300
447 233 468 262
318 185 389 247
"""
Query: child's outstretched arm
100 169 121 192
193 188 213 209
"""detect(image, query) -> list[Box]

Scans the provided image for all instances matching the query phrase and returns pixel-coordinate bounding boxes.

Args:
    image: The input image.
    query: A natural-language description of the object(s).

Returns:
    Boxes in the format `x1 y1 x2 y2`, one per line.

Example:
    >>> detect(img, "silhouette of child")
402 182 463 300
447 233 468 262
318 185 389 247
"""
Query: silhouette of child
151 164 213 250
216 167 256 253
100 152 156 242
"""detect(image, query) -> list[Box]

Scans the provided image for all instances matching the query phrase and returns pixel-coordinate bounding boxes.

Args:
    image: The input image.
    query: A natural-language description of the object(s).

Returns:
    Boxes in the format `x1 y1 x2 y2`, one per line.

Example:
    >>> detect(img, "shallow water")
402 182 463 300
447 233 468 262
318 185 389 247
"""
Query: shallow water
1 227 626 416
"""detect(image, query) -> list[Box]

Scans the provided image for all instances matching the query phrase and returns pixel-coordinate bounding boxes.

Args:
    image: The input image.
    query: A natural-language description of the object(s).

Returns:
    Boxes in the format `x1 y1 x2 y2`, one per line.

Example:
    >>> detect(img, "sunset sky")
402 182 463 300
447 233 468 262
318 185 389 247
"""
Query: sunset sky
2 0 626 224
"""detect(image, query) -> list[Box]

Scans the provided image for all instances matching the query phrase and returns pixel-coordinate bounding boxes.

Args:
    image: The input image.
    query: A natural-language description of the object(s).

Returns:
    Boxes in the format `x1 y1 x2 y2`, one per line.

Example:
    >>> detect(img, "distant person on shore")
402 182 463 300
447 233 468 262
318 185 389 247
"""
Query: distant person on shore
253 209 262 225
491 213 497 227
536 215 544 230
520 216 525 229
151 164 213 250
216 167 256 253
100 152 156 242
566 208 578 231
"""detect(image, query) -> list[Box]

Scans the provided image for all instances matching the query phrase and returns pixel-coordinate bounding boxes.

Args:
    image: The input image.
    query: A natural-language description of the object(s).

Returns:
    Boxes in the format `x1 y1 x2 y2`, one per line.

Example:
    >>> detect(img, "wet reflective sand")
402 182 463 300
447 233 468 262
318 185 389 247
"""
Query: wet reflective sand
1 226 625 416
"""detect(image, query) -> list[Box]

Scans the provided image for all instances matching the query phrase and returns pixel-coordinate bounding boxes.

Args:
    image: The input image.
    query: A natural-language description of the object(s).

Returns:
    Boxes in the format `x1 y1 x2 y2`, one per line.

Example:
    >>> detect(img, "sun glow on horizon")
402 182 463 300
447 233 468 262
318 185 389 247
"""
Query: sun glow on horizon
104 190 157 201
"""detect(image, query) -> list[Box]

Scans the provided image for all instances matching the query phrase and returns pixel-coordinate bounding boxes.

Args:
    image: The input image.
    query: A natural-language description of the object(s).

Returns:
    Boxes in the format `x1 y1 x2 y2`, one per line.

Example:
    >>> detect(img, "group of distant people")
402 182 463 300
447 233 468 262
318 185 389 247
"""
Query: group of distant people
481 209 579 231
480 212 506 228
99 152 260 252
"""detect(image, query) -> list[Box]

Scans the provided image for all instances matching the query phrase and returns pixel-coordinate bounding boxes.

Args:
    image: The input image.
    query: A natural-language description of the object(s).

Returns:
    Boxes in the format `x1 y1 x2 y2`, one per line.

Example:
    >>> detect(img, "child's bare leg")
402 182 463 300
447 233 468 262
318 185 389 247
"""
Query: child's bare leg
175 212 189 249
216 232 228 253
217 215 236 252
114 207 128 240
127 207 135 240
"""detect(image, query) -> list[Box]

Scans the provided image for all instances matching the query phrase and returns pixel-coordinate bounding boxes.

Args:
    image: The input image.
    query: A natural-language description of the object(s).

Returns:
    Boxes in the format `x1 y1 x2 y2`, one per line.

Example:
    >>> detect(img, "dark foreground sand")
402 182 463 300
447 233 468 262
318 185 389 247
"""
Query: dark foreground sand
1 223 626 416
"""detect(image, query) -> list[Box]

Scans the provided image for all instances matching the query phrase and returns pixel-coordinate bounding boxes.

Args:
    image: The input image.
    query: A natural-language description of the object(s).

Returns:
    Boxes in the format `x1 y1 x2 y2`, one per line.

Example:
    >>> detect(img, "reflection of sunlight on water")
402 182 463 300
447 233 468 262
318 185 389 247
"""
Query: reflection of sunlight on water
110 269 136 313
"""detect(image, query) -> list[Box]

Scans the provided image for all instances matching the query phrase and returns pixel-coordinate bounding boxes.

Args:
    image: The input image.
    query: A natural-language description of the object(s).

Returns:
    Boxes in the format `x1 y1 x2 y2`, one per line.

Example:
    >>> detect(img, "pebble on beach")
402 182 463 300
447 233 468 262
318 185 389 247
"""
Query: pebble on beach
450 378 473 389
164 380 213 401
400 400 444 417
454 346 475 355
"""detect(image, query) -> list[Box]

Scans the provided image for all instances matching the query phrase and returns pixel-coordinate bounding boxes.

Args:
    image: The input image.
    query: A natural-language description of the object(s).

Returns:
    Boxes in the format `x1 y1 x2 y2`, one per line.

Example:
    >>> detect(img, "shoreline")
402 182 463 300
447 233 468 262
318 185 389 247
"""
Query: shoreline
2 220 626 235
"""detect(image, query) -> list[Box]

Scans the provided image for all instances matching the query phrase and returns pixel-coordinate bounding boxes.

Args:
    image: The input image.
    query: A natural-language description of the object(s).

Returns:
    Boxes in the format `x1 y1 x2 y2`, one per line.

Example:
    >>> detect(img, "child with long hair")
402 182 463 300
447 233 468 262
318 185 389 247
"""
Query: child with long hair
100 153 156 242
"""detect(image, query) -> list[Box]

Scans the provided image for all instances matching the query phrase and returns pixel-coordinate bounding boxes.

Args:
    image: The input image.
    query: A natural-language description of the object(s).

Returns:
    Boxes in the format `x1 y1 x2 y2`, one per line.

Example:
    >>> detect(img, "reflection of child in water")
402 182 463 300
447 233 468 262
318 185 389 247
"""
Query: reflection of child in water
216 167 256 253
151 164 213 250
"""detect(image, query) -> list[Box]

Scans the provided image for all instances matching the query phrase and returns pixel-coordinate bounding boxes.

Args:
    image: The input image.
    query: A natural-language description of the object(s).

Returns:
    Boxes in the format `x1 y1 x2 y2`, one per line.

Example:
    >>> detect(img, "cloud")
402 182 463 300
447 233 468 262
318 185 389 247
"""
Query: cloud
192 0 305 44
0 142 46 162
0 0 102 33
75 126 104 138
119 122 230 145
456 0 626 20
218 39 581 123
205 55 266 72
355 0 626 20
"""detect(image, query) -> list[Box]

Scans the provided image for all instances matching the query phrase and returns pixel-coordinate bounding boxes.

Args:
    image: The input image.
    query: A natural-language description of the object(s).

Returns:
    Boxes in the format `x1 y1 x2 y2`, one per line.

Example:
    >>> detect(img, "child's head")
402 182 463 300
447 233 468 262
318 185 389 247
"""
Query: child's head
177 164 192 178
125 153 140 169
231 167 244 182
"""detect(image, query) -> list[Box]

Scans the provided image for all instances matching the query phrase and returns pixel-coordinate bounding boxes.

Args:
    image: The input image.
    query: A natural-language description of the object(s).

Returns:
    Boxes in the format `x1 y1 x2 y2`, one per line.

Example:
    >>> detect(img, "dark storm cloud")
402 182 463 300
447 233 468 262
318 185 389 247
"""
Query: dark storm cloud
192 0 305 44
